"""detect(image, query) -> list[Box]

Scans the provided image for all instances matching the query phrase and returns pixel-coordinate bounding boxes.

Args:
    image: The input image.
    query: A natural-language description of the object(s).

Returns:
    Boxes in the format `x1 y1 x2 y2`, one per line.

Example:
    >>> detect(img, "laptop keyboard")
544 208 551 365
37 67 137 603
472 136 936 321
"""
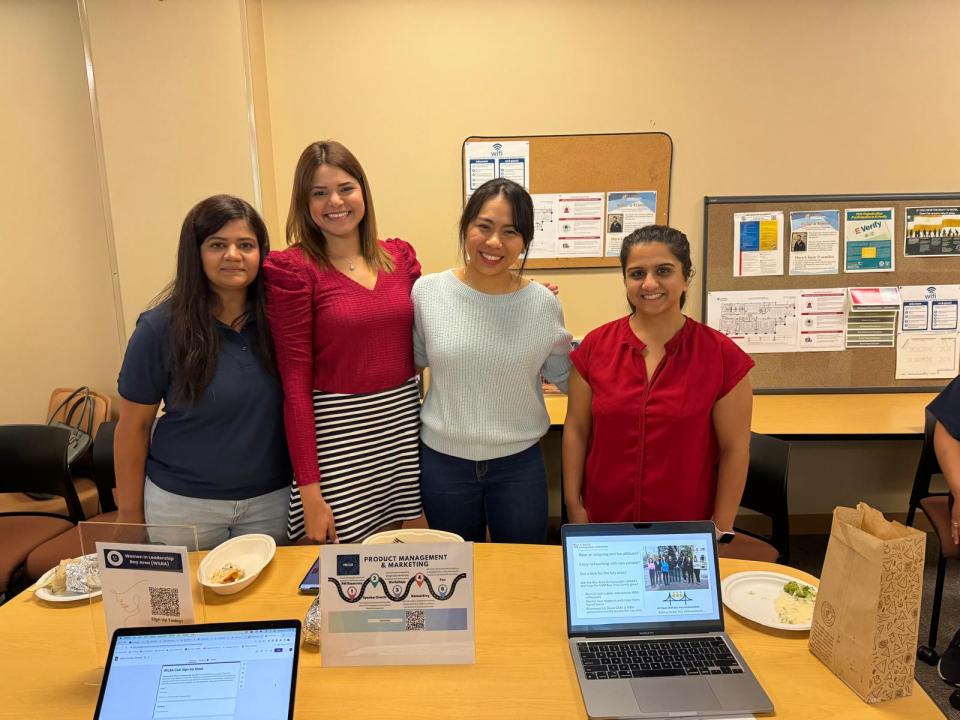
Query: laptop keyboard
576 637 744 680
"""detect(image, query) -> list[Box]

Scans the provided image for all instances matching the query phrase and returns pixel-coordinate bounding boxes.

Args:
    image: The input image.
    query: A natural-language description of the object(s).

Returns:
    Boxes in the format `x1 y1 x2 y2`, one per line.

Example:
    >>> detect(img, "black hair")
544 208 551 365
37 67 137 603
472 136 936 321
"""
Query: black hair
458 178 534 275
152 194 276 405
619 225 694 309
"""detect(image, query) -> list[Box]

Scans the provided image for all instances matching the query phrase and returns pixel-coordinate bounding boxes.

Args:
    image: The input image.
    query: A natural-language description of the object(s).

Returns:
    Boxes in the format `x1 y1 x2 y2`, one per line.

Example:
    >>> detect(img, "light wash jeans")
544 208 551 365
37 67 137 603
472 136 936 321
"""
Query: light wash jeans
144 477 289 550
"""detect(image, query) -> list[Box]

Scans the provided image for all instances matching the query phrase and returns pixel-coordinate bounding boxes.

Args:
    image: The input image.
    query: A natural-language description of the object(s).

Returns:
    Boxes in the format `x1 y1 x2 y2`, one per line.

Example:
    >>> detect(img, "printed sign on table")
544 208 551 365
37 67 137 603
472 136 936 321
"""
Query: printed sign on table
97 542 195 641
320 542 475 667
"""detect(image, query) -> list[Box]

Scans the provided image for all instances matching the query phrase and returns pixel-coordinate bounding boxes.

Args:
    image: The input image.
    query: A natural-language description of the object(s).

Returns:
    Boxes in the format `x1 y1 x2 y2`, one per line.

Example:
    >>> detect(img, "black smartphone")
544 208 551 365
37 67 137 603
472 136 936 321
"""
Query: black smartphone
298 558 320 594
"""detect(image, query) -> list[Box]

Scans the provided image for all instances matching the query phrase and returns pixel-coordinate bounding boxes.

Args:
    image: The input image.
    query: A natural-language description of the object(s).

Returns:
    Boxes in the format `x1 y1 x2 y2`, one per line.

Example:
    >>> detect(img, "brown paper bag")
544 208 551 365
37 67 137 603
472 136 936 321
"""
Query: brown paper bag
808 502 925 703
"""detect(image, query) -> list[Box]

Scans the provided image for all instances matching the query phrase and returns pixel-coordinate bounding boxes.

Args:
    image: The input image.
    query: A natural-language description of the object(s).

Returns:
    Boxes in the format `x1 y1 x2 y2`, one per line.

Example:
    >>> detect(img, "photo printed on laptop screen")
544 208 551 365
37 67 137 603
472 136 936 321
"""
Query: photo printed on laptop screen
566 531 721 632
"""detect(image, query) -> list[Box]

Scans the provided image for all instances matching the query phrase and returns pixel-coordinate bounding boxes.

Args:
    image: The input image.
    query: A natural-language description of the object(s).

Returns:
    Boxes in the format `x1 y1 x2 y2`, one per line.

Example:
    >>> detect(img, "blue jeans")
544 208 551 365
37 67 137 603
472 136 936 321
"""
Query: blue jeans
419 442 547 544
144 477 290 550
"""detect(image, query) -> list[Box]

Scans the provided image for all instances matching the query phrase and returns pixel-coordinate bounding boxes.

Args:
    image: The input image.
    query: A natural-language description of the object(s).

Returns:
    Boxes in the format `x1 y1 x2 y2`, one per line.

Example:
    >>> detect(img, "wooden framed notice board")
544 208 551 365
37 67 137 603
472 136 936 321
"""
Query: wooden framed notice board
462 132 672 269
703 192 960 393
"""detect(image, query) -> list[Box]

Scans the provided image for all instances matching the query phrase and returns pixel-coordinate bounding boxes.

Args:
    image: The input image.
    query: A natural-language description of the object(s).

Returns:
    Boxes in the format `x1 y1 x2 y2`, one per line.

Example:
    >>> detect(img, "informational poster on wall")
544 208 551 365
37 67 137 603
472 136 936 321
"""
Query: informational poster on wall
732 211 784 277
904 207 960 257
844 208 895 272
797 289 847 351
557 193 605 258
706 289 799 353
529 193 559 258
463 141 529 197
788 210 840 275
96 542 195 641
845 287 900 348
708 288 848 354
895 284 960 379
319 542 475 667
899 284 960 333
604 191 657 257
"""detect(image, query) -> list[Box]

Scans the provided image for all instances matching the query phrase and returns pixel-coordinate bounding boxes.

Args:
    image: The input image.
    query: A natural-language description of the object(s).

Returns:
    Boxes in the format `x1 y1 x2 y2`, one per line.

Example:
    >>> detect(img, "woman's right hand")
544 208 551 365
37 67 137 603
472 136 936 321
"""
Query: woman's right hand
299 483 338 544
952 498 960 546
566 502 589 525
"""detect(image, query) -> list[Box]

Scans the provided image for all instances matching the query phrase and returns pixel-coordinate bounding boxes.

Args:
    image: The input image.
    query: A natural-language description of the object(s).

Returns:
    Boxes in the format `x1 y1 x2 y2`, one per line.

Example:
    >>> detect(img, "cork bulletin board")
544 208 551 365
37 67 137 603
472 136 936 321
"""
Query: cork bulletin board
703 193 960 393
462 132 672 269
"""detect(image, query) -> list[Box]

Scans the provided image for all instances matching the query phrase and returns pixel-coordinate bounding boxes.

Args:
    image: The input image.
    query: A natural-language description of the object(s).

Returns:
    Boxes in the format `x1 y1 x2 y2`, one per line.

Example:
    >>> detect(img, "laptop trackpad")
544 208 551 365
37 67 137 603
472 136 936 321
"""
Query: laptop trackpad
632 678 720 713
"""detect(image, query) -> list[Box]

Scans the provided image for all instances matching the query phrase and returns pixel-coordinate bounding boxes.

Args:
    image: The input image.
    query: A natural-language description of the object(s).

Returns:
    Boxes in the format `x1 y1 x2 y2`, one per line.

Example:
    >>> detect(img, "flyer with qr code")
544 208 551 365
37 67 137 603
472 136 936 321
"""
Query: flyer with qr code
96 542 195 641
319 542 475 667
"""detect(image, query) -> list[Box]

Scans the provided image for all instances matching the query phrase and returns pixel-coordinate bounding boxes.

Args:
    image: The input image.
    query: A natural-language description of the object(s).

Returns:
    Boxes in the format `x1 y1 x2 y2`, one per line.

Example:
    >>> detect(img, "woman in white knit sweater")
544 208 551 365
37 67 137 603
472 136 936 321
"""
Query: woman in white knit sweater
412 178 572 543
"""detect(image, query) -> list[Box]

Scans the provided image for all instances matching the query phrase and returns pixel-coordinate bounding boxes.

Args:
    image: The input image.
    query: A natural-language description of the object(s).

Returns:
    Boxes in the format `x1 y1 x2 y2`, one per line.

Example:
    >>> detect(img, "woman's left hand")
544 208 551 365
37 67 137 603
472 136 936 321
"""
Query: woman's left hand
530 278 560 296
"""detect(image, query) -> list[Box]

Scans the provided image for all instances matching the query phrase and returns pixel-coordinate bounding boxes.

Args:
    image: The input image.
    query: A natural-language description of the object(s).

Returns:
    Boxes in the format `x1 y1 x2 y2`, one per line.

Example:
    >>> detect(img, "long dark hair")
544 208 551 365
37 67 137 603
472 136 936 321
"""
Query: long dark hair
459 178 534 275
152 195 276 405
286 140 394 272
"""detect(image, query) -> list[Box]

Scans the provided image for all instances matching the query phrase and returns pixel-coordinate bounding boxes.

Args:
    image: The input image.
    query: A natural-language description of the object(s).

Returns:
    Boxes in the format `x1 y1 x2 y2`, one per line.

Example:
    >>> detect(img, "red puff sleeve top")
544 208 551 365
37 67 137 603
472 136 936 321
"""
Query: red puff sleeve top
570 316 754 524
262 239 421 488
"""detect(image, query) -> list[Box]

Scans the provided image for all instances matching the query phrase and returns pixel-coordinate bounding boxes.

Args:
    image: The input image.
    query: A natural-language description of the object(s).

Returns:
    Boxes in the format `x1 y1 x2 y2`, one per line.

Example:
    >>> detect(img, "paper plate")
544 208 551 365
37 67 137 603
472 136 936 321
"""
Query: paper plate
198 534 276 595
33 566 102 603
720 570 818 631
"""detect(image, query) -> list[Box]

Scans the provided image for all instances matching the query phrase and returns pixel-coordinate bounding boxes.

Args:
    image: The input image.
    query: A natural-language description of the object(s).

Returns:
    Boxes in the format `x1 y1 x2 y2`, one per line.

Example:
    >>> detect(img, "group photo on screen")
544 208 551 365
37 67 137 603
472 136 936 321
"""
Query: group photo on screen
641 545 710 591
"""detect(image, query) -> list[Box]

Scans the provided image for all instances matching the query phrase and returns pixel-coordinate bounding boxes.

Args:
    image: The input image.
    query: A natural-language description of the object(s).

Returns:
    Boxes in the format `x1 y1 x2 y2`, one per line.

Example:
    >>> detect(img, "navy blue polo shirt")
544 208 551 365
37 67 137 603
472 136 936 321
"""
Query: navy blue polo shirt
118 303 292 500
930 375 960 440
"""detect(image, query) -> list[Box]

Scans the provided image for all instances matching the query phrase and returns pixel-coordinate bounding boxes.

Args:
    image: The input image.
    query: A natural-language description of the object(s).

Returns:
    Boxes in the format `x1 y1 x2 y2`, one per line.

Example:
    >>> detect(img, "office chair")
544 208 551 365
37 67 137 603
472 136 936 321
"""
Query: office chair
905 410 958 665
25 421 120 582
0 425 84 602
719 433 791 564
5 388 113 519
46 386 113 515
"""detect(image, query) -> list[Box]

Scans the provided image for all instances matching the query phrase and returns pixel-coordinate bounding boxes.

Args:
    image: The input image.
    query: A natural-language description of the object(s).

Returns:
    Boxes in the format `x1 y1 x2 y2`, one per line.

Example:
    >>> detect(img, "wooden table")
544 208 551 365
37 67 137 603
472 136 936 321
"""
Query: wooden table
0 545 940 719
545 393 936 439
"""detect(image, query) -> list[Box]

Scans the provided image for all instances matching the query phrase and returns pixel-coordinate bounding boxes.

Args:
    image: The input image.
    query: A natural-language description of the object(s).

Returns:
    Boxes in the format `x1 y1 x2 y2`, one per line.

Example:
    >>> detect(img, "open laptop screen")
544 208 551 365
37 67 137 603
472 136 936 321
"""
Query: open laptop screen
563 522 723 636
94 621 299 720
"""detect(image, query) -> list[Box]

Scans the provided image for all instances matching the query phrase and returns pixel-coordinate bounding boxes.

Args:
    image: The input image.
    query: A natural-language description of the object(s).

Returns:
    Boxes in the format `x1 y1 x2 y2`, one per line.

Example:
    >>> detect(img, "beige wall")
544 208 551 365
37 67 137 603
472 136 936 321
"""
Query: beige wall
84 0 259 334
0 1 120 424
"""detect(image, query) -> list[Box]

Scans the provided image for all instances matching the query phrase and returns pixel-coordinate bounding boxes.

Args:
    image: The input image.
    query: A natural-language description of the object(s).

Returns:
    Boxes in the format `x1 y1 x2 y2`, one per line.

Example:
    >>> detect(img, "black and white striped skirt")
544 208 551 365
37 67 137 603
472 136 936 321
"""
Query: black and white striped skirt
287 377 422 544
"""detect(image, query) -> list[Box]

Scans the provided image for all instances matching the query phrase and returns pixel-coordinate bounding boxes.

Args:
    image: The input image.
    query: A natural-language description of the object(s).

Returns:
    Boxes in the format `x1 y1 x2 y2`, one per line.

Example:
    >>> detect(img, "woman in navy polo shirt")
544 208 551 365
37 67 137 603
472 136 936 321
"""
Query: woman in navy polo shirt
562 225 754 535
114 195 292 549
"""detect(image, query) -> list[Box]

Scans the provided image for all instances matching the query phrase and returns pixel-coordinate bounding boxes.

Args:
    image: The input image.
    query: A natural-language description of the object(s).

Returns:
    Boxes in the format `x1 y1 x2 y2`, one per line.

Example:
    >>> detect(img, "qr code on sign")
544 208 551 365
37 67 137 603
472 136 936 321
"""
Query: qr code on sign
148 586 181 618
405 610 425 631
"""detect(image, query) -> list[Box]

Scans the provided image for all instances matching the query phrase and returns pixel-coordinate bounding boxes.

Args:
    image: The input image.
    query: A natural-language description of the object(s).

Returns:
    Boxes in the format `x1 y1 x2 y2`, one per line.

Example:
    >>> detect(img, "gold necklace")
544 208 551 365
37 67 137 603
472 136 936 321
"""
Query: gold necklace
332 256 359 272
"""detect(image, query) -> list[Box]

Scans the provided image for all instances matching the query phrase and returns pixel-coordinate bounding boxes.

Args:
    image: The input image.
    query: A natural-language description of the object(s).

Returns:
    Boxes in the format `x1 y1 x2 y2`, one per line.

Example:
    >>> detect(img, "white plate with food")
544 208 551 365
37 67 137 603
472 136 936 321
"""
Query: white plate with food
720 570 819 630
198 534 276 595
34 564 102 603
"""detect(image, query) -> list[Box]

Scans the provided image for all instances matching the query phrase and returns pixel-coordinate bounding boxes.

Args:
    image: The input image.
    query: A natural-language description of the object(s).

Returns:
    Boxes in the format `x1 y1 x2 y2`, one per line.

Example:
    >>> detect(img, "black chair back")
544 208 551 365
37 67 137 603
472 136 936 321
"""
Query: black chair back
91 420 118 513
736 432 791 562
906 409 943 528
0 424 85 522
904 409 957 664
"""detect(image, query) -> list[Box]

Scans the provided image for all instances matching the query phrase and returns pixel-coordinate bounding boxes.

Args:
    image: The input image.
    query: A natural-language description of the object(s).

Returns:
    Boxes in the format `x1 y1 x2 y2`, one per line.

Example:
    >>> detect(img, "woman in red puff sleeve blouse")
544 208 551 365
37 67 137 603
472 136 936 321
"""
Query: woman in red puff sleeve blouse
562 225 754 537
263 141 422 544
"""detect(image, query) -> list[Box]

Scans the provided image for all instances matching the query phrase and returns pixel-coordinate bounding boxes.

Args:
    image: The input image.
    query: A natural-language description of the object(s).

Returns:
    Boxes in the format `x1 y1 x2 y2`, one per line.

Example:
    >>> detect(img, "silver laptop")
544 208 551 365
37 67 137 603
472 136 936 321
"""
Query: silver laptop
562 521 772 719
93 619 300 720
